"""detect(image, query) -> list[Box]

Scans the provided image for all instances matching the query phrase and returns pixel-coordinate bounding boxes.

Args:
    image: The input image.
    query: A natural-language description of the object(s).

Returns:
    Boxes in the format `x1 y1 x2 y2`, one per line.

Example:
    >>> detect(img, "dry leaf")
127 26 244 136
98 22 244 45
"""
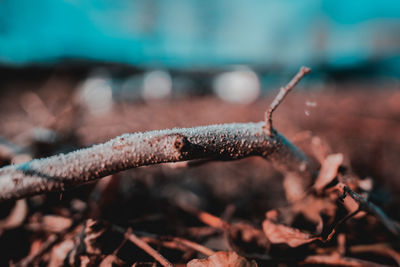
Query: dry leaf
84 219 108 255
283 172 308 202
310 136 331 164
79 255 91 267
292 195 337 233
314 153 343 193
48 239 75 267
0 199 28 229
42 215 73 233
99 254 125 267
228 222 270 253
262 219 320 248
187 251 257 267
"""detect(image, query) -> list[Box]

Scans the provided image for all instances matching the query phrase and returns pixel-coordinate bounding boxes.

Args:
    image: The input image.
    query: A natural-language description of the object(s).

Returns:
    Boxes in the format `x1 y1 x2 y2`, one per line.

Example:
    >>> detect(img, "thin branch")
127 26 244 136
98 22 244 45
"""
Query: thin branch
341 185 400 236
176 202 229 230
141 236 215 257
349 243 400 266
264 66 311 136
301 254 387 267
0 122 313 202
113 226 174 267
16 216 84 267
171 237 215 256
16 234 58 267
325 208 361 241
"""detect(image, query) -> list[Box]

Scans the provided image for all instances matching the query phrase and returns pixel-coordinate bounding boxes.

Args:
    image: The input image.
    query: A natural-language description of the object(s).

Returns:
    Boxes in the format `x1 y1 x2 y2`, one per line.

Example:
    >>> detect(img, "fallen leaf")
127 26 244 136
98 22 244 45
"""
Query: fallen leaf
283 172 308 202
292 195 337 233
228 222 270 253
79 255 91 267
83 219 108 255
314 153 343 193
310 136 331 164
187 251 257 267
99 254 125 267
48 239 75 267
262 219 320 248
357 177 373 192
0 199 28 229
42 215 73 233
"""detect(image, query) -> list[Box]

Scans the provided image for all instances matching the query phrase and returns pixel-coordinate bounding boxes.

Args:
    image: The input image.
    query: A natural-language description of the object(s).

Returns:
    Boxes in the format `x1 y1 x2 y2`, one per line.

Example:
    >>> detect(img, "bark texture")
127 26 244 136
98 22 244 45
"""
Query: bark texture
0 122 313 202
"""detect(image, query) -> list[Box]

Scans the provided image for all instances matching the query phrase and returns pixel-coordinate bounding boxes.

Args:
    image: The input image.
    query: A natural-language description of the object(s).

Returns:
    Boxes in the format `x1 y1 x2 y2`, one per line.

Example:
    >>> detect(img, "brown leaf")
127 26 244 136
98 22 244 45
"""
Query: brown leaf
292 195 337 233
79 255 92 267
310 136 331 164
314 153 343 193
84 219 108 255
187 251 258 267
0 199 28 229
262 219 320 248
283 172 309 202
41 215 73 233
99 254 125 267
48 239 75 267
228 222 270 253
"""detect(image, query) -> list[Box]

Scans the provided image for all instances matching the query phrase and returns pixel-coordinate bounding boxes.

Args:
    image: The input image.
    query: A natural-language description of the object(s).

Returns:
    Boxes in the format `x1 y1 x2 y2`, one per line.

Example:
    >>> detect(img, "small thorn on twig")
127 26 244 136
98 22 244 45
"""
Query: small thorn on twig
264 66 311 136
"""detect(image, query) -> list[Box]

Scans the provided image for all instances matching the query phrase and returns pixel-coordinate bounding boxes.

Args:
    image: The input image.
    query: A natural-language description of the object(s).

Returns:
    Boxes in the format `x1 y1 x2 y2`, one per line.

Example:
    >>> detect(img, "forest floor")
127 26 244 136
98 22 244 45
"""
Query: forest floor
0 78 399 266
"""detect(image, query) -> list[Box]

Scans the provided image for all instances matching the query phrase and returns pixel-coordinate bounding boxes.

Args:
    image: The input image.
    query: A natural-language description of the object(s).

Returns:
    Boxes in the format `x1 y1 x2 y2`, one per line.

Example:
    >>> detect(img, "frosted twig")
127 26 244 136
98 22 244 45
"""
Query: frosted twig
0 122 313 202
0 68 318 203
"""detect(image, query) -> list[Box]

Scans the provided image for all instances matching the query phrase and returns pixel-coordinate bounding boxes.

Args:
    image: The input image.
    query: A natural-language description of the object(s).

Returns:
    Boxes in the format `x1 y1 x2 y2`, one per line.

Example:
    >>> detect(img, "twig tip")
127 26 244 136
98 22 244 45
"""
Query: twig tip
301 66 312 74
264 66 312 135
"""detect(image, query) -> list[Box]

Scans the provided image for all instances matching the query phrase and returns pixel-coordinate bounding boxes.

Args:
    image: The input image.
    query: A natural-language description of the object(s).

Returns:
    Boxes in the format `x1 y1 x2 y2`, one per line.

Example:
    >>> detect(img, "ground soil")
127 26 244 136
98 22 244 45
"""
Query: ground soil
0 77 399 266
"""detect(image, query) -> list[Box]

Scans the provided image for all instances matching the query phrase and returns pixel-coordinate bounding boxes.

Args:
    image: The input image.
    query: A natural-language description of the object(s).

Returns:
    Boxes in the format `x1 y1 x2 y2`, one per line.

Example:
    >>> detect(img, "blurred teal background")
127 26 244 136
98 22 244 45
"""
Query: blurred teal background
1 0 400 74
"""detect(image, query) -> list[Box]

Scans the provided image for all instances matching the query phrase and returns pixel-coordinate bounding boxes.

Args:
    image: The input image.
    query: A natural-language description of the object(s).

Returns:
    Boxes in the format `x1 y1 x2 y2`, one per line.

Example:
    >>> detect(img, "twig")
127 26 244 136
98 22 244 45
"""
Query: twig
141 236 215 257
113 227 214 259
340 184 400 236
16 218 83 267
0 122 313 202
264 66 311 136
324 184 400 241
301 254 387 267
171 237 215 256
349 243 400 266
177 203 229 230
113 226 174 267
112 231 129 256
325 208 361 241
0 69 315 202
16 234 58 267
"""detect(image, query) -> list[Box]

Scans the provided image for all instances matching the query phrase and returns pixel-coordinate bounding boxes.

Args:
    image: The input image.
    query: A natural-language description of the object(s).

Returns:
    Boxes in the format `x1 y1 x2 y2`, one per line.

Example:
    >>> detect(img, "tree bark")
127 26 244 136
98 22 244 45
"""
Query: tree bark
0 122 314 202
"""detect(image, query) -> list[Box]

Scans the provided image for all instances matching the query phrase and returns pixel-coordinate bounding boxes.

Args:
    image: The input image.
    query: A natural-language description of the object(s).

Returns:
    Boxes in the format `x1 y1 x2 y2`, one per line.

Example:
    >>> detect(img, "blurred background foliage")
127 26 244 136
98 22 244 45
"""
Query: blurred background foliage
0 0 399 103
1 0 400 71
